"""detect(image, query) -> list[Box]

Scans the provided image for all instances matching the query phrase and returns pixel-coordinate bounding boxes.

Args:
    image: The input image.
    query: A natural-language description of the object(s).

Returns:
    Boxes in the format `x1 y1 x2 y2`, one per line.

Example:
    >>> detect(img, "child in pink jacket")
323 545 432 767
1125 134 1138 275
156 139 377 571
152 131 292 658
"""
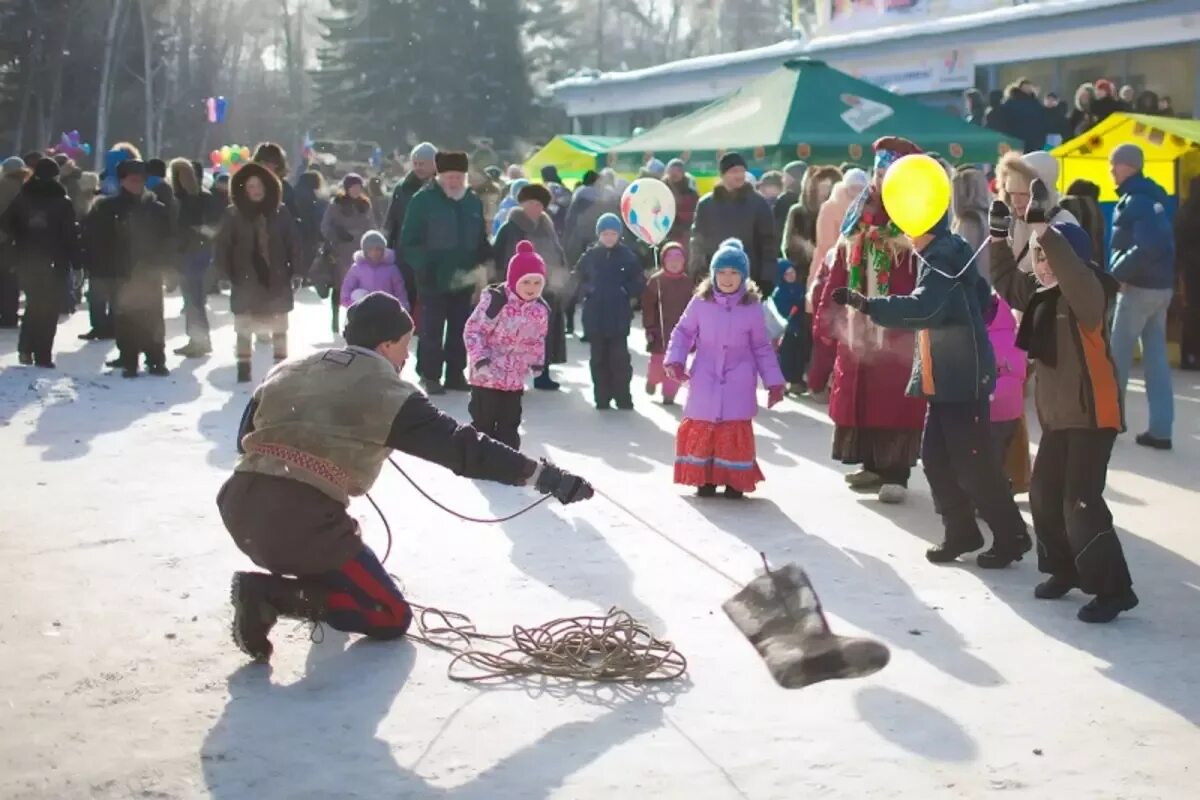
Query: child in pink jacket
986 292 1027 478
463 240 550 448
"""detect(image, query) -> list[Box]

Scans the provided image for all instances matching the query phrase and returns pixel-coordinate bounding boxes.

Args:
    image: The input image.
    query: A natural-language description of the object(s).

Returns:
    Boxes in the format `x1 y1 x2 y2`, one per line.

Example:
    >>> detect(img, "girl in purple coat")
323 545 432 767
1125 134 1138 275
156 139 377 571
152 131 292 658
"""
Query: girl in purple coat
666 239 786 498
340 230 410 310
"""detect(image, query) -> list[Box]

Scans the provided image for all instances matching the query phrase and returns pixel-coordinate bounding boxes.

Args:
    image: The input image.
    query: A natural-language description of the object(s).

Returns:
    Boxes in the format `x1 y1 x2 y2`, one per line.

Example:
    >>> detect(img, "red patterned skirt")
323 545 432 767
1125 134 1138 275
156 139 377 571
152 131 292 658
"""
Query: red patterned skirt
674 419 764 492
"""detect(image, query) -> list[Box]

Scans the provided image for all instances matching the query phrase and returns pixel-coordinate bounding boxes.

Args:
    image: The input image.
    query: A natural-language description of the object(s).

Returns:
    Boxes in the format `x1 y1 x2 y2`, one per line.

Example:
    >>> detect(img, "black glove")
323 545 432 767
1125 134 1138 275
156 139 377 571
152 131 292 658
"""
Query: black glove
1025 179 1051 224
535 460 594 505
988 199 1012 239
831 286 868 311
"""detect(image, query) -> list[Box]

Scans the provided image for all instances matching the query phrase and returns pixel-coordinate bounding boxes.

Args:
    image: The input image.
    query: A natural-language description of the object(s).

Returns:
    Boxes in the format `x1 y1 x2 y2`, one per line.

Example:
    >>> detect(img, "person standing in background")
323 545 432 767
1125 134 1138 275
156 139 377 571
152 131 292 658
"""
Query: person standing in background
320 173 375 333
172 158 219 358
0 156 29 329
1175 177 1200 371
690 152 778 295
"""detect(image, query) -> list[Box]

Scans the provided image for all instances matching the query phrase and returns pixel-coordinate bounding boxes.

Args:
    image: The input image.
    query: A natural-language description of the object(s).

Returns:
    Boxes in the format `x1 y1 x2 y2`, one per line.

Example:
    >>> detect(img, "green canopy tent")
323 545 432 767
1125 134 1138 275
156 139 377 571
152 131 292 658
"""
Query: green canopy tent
601 59 1019 174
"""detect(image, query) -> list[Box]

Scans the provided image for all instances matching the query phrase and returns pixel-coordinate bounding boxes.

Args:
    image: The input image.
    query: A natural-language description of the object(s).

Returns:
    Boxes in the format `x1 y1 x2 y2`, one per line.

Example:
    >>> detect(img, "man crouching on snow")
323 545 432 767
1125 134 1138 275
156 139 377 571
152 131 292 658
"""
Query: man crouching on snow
217 291 594 661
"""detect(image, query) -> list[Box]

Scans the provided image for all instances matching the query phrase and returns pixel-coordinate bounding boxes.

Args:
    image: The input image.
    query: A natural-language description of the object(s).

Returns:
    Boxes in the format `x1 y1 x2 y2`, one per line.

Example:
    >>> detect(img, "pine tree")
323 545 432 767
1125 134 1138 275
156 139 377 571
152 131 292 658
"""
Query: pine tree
474 0 533 148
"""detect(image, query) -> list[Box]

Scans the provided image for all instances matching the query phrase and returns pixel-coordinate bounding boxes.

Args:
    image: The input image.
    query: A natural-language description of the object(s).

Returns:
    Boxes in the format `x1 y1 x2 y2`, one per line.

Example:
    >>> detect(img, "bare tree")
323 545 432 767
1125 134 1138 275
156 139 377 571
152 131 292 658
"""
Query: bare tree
95 0 128 167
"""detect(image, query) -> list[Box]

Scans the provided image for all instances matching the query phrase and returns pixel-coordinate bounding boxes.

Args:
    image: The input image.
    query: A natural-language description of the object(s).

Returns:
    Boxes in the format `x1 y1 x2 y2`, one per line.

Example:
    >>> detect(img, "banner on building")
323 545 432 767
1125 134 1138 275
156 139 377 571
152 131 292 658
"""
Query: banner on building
819 0 1009 34
842 49 975 95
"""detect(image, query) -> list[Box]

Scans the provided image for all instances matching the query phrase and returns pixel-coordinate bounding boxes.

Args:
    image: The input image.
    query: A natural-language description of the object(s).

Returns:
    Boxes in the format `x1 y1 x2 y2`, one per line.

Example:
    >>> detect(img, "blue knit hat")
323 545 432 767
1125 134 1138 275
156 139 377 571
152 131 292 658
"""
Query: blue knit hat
710 238 749 280
596 212 623 236
1049 222 1093 264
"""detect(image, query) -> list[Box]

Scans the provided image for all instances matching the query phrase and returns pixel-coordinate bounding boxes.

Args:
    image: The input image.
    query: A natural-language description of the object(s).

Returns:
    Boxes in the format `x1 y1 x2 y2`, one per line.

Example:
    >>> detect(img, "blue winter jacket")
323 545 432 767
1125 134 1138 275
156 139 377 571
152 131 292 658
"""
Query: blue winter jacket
573 242 645 338
770 258 806 334
865 229 996 404
1109 174 1176 290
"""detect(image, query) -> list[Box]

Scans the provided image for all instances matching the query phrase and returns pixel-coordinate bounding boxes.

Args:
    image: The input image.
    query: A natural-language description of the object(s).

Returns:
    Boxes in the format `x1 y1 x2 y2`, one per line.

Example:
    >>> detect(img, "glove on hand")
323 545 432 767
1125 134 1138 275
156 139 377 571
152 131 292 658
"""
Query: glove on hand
535 460 595 505
831 287 867 311
989 199 1012 239
1025 179 1051 224
664 363 689 383
767 385 785 408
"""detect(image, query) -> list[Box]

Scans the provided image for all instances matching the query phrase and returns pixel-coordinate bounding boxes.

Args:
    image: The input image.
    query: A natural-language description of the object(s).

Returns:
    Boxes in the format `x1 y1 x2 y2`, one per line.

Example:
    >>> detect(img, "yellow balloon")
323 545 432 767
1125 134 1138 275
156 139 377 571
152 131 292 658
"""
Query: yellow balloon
880 154 951 237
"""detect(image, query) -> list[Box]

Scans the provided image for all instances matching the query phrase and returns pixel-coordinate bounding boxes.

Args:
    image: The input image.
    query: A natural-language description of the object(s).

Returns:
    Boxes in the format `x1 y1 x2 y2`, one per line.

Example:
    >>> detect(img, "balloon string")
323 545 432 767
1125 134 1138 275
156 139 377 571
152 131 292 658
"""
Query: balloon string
914 238 989 281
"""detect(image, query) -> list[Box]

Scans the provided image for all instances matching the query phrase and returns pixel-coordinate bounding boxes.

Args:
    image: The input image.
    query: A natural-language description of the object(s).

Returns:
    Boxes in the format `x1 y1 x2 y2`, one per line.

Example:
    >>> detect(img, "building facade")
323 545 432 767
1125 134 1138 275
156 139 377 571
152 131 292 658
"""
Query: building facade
551 0 1200 137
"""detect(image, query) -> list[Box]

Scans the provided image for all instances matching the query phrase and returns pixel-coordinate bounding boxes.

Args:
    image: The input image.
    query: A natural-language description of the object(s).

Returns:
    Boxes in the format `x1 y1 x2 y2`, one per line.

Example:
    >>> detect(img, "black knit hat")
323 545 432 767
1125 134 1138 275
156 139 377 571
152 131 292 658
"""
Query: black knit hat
581 169 600 187
517 182 552 207
146 158 167 178
117 159 146 180
33 157 60 181
719 152 747 174
343 292 414 349
435 151 469 173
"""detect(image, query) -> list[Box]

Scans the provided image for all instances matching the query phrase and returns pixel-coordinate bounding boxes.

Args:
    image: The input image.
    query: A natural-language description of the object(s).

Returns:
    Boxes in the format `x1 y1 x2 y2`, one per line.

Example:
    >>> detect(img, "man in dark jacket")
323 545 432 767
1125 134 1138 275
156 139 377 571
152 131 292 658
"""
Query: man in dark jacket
690 152 778 294
1106 143 1176 450
664 160 700 251
835 218 1030 569
1000 80 1049 153
772 160 807 242
384 141 438 349
0 158 78 367
401 150 491 395
84 159 171 377
0 156 29 328
221 292 594 662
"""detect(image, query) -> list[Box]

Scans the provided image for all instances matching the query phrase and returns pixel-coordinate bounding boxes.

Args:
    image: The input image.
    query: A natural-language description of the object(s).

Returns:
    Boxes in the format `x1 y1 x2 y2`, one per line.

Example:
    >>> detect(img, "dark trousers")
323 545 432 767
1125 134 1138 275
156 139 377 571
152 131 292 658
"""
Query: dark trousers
590 334 633 406
468 386 524 449
318 546 412 639
87 276 118 337
0 266 20 326
778 320 811 384
922 397 1028 550
564 299 577 334
1031 428 1132 595
418 290 473 383
1181 302 1200 371
17 270 63 361
180 249 212 346
330 286 341 334
115 275 166 369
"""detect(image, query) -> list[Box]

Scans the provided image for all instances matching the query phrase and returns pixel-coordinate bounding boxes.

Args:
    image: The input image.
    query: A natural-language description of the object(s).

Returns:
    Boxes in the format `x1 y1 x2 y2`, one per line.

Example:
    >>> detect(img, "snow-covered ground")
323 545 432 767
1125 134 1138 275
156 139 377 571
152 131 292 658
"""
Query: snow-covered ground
2 290 1197 799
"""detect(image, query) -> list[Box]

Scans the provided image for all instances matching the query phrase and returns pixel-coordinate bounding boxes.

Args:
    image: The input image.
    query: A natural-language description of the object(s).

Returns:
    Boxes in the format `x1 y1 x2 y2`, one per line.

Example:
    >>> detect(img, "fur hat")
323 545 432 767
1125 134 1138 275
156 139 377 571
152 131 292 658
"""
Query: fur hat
1021 151 1060 188
517 182 552 207
435 151 469 174
361 230 387 251
595 212 623 236
33 157 60 181
719 152 747 174
231 162 282 214
710 238 749 280
506 240 547 294
343 292 414 349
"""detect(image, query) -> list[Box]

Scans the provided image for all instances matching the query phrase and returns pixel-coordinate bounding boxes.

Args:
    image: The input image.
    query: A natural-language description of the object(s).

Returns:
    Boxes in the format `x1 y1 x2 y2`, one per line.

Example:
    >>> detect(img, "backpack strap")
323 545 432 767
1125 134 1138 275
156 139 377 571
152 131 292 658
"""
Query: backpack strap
484 284 508 319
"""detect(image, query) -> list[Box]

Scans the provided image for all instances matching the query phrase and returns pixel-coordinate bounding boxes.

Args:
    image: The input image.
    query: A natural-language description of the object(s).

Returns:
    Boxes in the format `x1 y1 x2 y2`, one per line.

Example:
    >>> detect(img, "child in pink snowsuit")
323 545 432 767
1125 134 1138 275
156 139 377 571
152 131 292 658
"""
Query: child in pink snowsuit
986 292 1027 480
463 240 550 448
340 230 409 310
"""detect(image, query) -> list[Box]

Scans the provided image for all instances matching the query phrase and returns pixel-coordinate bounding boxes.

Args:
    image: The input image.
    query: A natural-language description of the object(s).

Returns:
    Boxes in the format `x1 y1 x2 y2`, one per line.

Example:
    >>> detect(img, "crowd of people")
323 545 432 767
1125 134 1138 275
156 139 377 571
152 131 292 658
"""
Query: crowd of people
1 121 1195 643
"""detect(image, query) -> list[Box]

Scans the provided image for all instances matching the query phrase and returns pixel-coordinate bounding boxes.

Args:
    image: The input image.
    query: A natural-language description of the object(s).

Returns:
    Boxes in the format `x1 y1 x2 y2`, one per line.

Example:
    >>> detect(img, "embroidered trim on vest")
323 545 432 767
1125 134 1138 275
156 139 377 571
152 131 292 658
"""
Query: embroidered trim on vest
247 441 351 494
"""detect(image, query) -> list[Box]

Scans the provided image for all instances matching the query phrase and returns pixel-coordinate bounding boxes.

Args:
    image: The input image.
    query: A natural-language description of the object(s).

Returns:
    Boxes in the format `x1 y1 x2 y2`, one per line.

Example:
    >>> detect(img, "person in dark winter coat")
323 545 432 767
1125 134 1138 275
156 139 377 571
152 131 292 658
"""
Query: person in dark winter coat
772 160 808 242
983 89 1007 133
171 158 221 357
642 241 692 405
1089 80 1122 125
1176 177 1200 371
293 170 329 283
964 88 987 126
539 165 573 236
690 152 778 294
782 165 841 281
0 158 78 366
563 170 619 265
837 217 1030 569
252 142 300 225
384 143 437 358
83 159 171 377
214 162 303 384
1059 179 1107 269
219 291 594 663
320 173 375 332
999 80 1049 152
573 213 645 409
1042 93 1073 144
664 160 700 251
0 157 28 328
771 258 808 393
401 151 492 395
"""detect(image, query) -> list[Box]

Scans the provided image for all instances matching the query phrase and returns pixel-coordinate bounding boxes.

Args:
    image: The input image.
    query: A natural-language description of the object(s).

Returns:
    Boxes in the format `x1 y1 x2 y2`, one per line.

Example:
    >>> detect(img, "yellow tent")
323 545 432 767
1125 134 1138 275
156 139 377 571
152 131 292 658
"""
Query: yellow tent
1052 113 1200 203
522 135 625 183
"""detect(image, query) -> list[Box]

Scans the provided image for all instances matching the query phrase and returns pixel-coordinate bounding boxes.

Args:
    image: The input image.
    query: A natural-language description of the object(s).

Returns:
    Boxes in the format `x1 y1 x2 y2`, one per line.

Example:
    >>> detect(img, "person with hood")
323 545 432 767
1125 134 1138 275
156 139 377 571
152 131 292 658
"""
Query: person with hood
771 257 809 395
950 165 991 273
996 151 1079 275
811 139 927 503
401 151 492 395
219 291 594 662
642 241 692 405
0 158 78 367
1058 179 1106 268
664 159 700 250
340 229 409 311
690 152 778 294
252 142 300 225
783 165 842 281
1107 144 1176 450
1090 80 1122 125
320 173 375 332
0 156 29 328
214 161 303 384
493 183 569 390
491 177 529 240
539 165 573 236
293 170 330 282
773 160 808 240
1176 177 1200 371
84 159 171 377
171 158 221 358
989 200 1137 623
834 212 1030 569
999 79 1049 153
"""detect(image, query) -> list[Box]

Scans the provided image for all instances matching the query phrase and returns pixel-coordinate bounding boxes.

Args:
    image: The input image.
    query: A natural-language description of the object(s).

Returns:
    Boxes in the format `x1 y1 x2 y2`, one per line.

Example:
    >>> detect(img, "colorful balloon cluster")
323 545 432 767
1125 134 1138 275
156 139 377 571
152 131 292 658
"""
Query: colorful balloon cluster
206 96 228 124
48 130 92 161
620 178 676 247
210 144 252 172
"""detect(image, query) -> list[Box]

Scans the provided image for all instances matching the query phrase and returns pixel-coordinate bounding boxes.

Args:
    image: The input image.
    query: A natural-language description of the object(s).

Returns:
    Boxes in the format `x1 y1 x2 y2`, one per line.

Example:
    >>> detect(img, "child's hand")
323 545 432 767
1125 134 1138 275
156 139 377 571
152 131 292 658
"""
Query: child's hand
767 385 785 409
664 363 688 384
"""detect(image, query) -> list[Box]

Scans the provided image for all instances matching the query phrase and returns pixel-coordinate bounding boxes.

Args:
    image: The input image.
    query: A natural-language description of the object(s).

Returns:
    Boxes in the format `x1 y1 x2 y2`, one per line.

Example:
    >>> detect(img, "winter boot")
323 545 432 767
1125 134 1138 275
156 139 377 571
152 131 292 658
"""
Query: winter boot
230 571 327 662
237 361 252 384
533 370 560 391
723 561 890 689
696 484 718 498
147 363 170 377
926 531 985 564
421 378 446 396
1077 589 1139 623
975 541 1024 570
724 486 745 499
1034 574 1077 600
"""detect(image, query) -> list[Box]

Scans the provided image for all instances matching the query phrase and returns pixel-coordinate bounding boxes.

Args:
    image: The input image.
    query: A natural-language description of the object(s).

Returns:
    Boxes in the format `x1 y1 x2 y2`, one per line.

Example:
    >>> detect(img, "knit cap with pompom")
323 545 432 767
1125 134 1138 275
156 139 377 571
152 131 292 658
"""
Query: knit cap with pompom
710 238 749 280
506 240 547 294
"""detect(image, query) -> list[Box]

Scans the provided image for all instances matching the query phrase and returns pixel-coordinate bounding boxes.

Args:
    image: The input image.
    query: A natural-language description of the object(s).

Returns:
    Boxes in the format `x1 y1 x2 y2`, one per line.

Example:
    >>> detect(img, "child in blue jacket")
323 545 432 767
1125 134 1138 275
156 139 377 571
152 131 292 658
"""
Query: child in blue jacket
770 258 809 395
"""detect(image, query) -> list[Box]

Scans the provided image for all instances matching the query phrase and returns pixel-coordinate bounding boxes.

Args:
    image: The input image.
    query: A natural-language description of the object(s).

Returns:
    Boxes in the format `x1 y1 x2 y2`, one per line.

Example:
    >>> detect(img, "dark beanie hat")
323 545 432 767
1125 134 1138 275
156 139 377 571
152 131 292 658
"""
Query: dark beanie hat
719 152 747 174
517 182 552 207
435 151 469 173
1049 222 1093 265
581 169 600 187
33 157 60 181
117 159 146 180
540 165 562 184
146 158 167 178
343 292 414 349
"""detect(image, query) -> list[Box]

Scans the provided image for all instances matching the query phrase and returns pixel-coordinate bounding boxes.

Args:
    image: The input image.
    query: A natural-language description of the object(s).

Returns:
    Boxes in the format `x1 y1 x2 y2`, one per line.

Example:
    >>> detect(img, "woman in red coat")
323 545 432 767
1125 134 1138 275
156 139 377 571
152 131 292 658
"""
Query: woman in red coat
812 137 927 504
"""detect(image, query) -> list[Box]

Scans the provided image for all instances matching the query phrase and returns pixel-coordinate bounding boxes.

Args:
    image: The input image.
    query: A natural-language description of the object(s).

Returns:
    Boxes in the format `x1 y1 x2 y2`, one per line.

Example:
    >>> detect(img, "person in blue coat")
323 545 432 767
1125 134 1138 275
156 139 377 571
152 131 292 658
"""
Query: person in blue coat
1106 143 1177 450
834 216 1030 568
573 213 645 410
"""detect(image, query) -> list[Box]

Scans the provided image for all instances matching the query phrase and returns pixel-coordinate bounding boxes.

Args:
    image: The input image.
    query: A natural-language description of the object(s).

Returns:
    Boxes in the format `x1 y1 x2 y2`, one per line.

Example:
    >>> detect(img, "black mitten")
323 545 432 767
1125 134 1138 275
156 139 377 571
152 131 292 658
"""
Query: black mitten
535 460 595 504
1026 179 1051 224
989 199 1012 239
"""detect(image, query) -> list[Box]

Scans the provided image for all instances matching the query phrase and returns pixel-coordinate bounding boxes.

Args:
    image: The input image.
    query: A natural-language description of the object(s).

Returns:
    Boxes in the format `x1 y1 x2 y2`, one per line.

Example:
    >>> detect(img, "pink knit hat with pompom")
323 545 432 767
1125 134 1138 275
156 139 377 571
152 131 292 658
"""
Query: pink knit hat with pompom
506 240 546 293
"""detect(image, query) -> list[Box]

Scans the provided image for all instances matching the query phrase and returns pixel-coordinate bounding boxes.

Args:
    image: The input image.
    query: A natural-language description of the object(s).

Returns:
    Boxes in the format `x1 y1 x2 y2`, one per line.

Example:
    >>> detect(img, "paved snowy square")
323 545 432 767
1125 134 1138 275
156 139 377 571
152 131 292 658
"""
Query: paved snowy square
2 293 1197 799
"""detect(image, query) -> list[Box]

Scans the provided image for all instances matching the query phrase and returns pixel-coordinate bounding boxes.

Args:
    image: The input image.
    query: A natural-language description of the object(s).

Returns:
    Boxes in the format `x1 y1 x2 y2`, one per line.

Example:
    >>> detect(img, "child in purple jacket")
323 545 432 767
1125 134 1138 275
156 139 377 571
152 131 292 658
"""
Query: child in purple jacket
665 239 786 498
463 240 550 448
340 230 409 310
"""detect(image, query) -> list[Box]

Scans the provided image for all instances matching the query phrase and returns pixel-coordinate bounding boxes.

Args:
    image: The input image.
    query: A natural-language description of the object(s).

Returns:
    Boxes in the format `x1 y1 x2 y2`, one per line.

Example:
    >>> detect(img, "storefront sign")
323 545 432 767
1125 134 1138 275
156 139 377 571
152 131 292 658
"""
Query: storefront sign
845 49 975 95
819 0 1009 34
